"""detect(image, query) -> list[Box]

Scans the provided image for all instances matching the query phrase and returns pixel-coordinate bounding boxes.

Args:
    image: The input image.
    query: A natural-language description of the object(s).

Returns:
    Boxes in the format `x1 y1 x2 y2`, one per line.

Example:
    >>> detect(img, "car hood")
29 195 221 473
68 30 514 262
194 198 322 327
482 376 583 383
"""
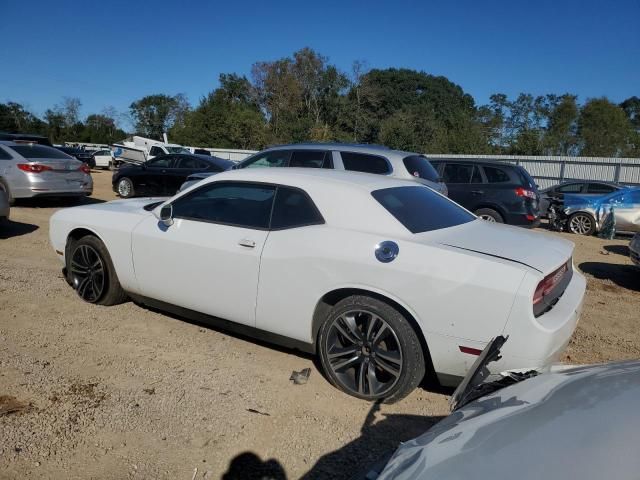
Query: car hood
377 360 640 480
422 220 574 274
71 197 167 214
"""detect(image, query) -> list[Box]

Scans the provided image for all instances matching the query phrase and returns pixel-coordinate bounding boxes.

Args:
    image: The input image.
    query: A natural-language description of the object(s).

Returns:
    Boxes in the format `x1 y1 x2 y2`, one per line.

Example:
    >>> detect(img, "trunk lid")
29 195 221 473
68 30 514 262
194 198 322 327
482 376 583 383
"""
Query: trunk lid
420 219 573 274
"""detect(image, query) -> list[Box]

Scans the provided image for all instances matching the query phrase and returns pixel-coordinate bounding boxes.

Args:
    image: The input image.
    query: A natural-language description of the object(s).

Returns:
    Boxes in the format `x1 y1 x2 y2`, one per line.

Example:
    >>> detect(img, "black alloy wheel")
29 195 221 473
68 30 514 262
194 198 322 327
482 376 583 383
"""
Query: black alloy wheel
69 244 105 302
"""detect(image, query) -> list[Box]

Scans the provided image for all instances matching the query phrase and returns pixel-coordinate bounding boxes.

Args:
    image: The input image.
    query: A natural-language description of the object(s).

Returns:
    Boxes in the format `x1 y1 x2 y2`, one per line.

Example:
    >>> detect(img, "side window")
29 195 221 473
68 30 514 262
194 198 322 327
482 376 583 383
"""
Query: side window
172 182 276 229
177 156 206 169
149 146 164 157
442 164 481 183
557 183 583 193
289 150 328 169
270 187 324 229
240 150 291 169
587 183 616 194
147 156 173 168
340 152 390 174
0 147 13 160
483 166 511 183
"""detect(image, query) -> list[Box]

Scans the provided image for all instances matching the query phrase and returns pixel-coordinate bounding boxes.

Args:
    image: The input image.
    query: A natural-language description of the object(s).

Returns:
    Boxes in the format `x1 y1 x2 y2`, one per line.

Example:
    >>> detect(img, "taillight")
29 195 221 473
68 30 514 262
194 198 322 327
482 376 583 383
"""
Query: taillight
17 163 53 173
79 164 91 174
533 262 569 305
515 187 536 199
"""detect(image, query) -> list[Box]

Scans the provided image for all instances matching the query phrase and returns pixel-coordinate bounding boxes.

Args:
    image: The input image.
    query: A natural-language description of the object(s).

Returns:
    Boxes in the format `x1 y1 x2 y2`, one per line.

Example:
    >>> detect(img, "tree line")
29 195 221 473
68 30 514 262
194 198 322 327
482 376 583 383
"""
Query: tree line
2 47 639 157
0 97 127 145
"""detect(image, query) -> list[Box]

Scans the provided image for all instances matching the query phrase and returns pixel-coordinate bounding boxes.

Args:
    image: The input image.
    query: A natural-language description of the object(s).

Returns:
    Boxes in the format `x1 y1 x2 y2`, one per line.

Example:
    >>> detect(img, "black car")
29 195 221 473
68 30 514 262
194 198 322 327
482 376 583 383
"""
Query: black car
429 159 540 226
538 180 624 217
55 146 96 168
112 153 234 198
0 132 52 146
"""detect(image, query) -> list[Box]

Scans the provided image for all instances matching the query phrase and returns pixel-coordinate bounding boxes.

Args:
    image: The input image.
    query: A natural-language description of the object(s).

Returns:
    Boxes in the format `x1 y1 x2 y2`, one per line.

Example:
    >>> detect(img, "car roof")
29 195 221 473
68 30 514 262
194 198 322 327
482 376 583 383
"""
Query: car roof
428 157 520 168
202 166 414 191
260 142 423 160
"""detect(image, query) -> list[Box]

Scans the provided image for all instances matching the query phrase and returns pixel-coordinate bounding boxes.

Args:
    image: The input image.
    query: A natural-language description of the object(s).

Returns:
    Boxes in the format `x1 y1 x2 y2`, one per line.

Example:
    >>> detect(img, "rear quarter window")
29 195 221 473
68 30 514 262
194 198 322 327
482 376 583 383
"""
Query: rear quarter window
402 155 440 182
372 186 475 233
483 166 511 183
341 152 390 174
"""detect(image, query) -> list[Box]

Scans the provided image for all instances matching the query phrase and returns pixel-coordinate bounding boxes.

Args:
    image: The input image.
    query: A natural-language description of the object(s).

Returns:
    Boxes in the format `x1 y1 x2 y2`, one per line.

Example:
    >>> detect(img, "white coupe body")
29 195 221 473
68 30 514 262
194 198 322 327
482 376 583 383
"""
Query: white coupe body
49 168 586 400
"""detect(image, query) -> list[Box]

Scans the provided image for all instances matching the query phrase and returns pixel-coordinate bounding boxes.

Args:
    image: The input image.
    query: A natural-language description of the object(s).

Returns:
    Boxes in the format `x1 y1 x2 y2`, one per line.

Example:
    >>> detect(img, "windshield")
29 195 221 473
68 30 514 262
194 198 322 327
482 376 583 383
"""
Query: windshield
166 146 191 154
372 185 474 233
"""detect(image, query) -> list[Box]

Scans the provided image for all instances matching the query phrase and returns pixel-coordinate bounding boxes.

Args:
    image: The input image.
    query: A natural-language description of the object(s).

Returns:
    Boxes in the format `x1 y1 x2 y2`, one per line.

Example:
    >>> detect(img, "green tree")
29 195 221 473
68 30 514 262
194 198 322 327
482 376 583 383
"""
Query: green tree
170 74 266 149
0 102 46 134
620 96 640 130
544 94 579 155
578 98 634 157
129 94 191 140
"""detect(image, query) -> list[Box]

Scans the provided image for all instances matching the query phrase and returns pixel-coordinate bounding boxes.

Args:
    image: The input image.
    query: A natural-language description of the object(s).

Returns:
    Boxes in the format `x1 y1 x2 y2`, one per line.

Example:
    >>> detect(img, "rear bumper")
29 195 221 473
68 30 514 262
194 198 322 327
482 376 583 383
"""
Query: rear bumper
12 177 93 199
498 268 586 371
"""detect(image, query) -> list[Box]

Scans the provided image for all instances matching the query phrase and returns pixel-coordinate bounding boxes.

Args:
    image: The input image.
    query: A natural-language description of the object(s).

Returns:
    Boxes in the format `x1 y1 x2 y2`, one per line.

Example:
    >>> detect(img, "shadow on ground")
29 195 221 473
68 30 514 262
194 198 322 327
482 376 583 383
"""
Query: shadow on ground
0 219 38 239
13 196 105 208
579 261 640 292
221 402 444 480
603 244 630 256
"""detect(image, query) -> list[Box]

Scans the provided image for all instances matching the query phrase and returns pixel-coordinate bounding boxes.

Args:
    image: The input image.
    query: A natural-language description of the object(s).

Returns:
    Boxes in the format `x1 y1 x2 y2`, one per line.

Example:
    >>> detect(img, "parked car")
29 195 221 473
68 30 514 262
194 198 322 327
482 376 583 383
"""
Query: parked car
562 187 640 235
55 146 96 168
374 336 640 480
50 168 585 402
428 159 539 226
112 153 233 198
630 233 640 267
0 141 92 202
0 132 52 146
92 149 113 169
228 143 447 196
0 181 9 222
539 180 625 217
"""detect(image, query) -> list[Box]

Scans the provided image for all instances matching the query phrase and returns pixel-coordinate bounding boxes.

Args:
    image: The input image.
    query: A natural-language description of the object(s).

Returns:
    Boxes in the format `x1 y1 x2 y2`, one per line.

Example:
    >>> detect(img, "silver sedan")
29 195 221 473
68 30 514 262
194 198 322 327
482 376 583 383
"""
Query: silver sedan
0 141 93 202
564 187 640 235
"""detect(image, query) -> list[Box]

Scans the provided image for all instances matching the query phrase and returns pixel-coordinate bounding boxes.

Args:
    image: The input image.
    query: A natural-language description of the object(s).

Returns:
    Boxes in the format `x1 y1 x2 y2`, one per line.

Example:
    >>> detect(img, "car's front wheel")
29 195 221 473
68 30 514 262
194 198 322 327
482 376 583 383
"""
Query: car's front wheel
318 295 425 403
117 177 135 198
66 235 127 305
568 212 596 235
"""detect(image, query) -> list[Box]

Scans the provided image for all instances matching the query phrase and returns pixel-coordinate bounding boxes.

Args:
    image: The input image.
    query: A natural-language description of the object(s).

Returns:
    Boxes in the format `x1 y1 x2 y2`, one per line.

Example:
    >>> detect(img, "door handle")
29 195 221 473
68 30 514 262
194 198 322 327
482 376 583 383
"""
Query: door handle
238 239 256 248
471 190 484 195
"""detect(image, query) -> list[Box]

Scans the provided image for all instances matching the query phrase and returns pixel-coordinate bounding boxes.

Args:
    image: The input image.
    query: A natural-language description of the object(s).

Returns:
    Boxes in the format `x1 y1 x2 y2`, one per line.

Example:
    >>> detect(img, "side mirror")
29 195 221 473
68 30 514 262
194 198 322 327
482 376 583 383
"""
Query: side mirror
159 204 173 227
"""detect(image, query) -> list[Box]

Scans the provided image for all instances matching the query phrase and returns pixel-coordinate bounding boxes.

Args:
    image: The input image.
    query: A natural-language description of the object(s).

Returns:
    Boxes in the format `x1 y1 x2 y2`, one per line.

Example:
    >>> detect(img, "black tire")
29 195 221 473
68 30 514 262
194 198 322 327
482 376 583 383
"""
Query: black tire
66 235 127 306
0 179 15 206
318 295 426 403
116 177 135 198
474 207 504 223
568 212 596 236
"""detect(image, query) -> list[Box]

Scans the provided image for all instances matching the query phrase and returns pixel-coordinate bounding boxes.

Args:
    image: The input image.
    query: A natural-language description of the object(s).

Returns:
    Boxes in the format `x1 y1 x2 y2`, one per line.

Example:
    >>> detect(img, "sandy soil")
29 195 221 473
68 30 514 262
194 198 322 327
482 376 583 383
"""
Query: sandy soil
1 170 639 479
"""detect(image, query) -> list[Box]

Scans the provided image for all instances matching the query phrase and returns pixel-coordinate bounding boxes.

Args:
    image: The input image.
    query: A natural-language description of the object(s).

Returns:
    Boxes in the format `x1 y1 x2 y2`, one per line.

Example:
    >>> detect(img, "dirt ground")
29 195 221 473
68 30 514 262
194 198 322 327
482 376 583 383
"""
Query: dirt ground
1 169 639 480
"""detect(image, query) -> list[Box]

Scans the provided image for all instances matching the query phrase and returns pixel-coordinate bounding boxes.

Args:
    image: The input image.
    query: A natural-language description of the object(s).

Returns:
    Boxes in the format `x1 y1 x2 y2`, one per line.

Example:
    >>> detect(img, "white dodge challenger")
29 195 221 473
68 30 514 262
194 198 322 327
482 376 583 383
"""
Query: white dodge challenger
49 168 586 402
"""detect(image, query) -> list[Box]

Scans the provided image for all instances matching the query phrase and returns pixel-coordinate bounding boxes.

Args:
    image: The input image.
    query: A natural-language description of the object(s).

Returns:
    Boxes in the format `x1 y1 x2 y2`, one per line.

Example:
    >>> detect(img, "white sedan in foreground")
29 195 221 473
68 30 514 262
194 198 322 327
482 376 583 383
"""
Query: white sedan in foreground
49 169 585 402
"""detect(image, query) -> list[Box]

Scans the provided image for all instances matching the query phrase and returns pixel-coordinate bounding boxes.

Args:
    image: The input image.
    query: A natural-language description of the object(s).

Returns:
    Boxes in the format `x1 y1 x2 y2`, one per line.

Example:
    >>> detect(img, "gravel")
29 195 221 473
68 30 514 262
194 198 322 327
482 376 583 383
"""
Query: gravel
1 170 638 479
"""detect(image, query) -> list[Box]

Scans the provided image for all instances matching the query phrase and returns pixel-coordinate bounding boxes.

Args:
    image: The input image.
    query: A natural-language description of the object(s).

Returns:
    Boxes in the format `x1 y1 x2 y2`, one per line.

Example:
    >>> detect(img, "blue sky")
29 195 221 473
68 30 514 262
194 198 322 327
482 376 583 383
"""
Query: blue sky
2 0 638 128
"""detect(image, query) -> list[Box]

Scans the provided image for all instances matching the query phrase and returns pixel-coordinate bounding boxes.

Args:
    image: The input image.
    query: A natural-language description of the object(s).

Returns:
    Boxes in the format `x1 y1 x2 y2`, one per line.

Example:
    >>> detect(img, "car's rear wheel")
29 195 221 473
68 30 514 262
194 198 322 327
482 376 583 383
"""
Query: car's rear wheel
474 208 504 223
117 177 135 198
318 295 425 403
568 212 596 235
67 235 127 305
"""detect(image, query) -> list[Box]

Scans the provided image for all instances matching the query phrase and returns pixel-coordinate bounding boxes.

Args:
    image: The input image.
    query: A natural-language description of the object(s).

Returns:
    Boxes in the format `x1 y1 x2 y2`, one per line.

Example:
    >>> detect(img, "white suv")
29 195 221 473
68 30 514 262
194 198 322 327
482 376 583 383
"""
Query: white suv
180 143 447 195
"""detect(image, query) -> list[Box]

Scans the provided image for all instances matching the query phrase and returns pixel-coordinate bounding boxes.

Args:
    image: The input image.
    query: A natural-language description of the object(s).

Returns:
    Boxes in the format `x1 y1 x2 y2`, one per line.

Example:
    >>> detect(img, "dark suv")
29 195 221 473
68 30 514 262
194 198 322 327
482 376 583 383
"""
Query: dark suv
429 159 540 226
